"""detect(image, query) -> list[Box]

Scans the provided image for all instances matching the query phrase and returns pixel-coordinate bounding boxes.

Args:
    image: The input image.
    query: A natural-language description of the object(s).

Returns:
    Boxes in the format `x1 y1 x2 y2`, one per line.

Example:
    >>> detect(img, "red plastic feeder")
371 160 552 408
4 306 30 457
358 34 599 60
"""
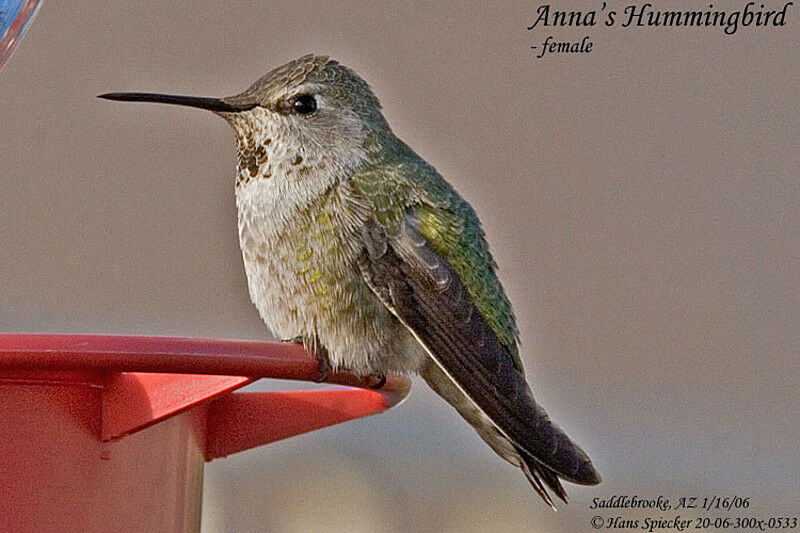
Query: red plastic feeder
0 334 410 532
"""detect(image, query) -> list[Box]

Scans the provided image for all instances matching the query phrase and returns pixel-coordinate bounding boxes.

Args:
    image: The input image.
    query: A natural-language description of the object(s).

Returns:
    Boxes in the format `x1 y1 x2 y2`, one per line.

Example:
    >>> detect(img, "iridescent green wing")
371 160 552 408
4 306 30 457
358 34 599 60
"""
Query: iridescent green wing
351 138 522 370
351 143 599 485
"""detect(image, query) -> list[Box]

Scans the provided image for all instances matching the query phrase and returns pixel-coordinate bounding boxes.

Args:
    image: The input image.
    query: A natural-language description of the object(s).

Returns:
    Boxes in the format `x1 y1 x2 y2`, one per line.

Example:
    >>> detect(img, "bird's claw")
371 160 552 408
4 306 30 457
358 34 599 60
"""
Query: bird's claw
279 338 381 387
281 337 330 382
366 373 386 389
313 345 331 383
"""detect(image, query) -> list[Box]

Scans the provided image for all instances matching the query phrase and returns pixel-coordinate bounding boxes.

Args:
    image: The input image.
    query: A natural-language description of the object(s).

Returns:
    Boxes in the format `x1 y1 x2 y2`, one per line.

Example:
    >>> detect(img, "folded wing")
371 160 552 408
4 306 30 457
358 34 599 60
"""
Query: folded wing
357 214 600 486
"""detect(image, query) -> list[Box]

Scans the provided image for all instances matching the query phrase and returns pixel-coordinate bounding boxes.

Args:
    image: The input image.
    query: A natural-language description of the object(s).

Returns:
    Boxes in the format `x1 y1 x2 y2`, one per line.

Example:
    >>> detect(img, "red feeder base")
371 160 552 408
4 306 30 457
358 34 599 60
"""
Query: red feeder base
0 335 410 533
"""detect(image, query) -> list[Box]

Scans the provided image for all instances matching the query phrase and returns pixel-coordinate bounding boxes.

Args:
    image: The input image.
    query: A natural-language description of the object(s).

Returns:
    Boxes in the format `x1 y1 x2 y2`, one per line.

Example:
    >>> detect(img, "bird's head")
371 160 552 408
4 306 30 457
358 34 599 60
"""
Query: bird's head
100 55 390 188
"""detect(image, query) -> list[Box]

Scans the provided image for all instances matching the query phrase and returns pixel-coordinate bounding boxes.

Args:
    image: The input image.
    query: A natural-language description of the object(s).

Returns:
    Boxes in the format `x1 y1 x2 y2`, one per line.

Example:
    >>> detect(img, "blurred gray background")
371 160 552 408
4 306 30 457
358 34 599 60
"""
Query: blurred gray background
1 1 798 531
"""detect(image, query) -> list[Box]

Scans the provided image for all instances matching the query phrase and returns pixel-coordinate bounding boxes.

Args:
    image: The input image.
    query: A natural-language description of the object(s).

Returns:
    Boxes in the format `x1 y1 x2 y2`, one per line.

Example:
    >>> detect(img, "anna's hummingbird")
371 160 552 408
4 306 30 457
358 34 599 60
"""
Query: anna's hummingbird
100 54 600 506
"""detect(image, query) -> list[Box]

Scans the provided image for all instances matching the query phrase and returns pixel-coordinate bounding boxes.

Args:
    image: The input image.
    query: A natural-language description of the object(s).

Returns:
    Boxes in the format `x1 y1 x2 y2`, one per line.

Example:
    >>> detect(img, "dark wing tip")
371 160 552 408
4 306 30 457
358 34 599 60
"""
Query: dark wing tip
578 462 602 485
558 448 601 486
521 444 599 506
566 440 601 485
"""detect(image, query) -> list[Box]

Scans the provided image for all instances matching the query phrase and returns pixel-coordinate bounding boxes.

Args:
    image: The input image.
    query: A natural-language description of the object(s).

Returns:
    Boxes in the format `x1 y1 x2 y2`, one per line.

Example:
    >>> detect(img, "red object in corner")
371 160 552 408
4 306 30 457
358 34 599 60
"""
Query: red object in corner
0 334 410 533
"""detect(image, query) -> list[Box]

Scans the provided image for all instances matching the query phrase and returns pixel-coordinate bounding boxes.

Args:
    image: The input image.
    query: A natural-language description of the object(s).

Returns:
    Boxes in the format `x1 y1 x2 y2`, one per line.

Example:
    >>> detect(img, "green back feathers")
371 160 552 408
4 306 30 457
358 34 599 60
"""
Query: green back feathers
351 137 523 371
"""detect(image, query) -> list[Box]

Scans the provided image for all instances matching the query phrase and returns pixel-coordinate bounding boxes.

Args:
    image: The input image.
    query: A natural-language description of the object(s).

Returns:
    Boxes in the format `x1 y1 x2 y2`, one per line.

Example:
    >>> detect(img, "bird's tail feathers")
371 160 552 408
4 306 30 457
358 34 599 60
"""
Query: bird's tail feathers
520 449 568 508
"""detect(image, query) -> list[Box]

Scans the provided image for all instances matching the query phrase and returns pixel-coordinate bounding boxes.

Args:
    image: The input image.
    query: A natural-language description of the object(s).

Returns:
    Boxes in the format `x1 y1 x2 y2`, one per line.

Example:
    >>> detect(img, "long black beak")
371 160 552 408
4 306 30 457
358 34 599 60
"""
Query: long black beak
97 92 256 113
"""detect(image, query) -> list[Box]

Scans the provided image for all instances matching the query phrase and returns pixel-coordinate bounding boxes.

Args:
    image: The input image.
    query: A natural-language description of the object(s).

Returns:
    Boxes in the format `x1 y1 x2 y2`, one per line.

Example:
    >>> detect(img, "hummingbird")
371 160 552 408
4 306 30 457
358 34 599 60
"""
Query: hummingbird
99 54 600 506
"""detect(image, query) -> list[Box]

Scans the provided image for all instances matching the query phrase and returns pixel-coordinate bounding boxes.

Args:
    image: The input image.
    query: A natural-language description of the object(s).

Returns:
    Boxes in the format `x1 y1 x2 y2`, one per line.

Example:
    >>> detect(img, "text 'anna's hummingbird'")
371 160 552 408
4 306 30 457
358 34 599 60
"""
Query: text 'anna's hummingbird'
100 54 600 507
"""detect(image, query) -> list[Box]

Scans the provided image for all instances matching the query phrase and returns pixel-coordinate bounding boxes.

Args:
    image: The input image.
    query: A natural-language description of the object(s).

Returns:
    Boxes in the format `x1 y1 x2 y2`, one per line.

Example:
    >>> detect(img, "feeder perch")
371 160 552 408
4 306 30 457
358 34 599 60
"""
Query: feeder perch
0 334 410 532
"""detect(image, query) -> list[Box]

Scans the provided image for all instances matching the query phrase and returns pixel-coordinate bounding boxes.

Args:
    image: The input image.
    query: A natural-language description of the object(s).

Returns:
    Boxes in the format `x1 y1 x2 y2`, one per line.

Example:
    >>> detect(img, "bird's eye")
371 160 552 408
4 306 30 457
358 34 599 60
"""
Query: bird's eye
291 94 317 115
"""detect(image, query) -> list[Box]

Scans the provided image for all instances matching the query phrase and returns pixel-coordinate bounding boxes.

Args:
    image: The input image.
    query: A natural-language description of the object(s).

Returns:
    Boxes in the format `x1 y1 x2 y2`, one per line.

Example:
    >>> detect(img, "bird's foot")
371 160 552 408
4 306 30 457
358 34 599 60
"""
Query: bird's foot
281 337 330 383
312 345 331 383
365 372 386 389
